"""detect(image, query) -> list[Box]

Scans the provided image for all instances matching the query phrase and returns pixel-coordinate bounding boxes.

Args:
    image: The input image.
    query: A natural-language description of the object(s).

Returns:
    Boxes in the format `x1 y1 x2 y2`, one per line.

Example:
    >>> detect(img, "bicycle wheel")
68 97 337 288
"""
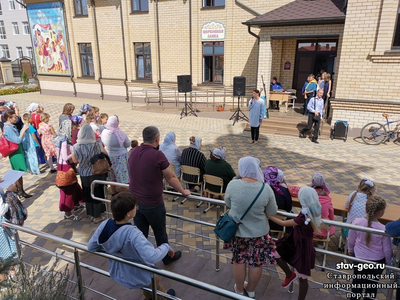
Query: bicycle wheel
361 122 387 145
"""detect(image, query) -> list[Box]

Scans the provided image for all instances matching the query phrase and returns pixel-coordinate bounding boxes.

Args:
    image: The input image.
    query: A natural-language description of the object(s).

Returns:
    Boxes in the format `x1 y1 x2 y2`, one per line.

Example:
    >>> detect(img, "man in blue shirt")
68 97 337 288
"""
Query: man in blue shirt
299 89 324 143
270 77 282 109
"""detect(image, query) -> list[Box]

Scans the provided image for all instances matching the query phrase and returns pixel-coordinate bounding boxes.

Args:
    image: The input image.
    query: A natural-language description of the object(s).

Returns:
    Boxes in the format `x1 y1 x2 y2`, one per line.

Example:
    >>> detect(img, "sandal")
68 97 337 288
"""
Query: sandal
92 216 106 224
64 214 81 221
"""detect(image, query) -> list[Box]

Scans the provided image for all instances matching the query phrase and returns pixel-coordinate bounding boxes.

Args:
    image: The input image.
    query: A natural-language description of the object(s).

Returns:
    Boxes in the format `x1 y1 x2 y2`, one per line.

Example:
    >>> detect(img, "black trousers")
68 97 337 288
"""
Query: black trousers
350 258 385 300
251 126 260 141
81 174 107 218
304 94 313 115
301 113 321 141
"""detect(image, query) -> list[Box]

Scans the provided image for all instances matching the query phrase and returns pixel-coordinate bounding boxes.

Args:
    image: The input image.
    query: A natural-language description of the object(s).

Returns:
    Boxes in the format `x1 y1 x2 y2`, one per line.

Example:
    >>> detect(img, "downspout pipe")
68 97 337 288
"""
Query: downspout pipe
235 0 260 17
189 0 192 83
92 0 104 100
15 0 26 8
119 0 129 102
155 0 162 92
247 25 260 89
61 1 77 96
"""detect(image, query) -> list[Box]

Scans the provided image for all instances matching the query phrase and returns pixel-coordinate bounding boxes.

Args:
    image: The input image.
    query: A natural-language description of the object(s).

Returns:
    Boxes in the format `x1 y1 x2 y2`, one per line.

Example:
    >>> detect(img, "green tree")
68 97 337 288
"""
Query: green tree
21 71 29 85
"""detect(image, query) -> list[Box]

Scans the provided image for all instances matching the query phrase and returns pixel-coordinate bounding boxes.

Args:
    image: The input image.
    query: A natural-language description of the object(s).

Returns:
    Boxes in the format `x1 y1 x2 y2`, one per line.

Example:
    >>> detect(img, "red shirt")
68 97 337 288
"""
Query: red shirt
31 113 41 129
128 144 169 206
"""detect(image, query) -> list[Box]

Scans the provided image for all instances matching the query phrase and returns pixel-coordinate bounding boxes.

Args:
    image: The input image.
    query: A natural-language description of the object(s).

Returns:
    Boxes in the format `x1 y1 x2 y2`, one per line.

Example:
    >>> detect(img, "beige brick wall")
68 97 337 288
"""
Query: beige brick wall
335 0 400 102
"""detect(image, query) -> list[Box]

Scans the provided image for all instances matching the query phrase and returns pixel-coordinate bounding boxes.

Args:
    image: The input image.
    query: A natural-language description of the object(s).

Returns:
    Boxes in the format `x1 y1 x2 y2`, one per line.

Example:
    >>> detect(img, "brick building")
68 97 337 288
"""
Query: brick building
24 0 400 129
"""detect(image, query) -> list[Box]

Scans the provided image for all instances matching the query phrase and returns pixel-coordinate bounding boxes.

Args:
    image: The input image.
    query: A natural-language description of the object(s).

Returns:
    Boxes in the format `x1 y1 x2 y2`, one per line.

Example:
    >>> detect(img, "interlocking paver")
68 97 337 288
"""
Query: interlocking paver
0 92 399 299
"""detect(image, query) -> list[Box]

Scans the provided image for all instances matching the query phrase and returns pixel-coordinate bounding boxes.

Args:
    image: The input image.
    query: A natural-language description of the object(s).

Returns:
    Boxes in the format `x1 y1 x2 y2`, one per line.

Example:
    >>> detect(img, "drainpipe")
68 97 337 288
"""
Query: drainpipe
61 1 77 96
372 0 385 51
15 0 26 8
247 25 260 89
91 0 104 99
189 0 192 81
155 0 162 97
119 0 129 102
235 0 260 17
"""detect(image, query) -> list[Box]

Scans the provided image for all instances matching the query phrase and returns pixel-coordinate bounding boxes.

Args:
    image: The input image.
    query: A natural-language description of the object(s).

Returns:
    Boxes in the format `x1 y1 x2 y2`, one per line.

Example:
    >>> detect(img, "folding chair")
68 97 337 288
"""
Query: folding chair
180 165 203 205
313 222 332 269
202 174 224 214
163 163 180 202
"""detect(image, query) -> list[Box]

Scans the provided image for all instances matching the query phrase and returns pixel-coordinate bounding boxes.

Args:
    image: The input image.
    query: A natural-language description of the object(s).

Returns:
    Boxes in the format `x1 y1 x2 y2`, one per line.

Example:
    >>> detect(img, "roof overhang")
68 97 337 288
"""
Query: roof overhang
243 16 345 28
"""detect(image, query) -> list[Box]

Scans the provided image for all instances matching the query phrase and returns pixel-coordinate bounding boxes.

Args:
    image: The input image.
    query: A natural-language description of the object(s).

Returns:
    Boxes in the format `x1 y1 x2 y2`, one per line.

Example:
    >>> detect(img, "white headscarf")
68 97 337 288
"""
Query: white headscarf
0 195 9 217
160 132 176 152
189 136 202 150
26 103 39 114
238 156 264 183
77 124 96 144
298 186 322 227
212 147 226 160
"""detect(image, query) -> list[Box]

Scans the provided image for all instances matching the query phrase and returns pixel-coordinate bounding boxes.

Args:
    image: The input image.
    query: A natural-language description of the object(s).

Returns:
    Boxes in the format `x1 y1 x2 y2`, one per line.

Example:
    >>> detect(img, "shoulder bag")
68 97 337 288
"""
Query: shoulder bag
0 125 19 158
90 143 111 175
55 145 77 188
214 184 265 242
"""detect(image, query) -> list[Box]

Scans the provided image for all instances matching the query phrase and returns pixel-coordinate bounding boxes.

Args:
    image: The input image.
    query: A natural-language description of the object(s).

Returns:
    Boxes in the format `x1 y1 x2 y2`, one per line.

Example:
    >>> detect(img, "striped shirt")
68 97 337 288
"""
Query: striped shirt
181 147 206 183
72 142 102 177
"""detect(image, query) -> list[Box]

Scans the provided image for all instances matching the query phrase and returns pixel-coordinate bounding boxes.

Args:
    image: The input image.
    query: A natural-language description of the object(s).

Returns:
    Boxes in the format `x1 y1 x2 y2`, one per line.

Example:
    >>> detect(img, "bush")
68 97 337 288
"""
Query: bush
0 261 80 300
21 71 29 85
0 85 39 95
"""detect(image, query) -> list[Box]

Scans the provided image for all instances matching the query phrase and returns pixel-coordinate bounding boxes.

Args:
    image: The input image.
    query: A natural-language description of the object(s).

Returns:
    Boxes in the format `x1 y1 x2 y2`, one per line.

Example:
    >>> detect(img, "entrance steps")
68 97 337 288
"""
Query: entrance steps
245 109 330 139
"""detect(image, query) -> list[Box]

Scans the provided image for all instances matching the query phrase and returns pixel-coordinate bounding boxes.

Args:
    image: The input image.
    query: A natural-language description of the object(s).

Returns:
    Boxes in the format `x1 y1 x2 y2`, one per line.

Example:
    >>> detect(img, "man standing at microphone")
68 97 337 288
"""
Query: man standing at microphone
249 89 265 144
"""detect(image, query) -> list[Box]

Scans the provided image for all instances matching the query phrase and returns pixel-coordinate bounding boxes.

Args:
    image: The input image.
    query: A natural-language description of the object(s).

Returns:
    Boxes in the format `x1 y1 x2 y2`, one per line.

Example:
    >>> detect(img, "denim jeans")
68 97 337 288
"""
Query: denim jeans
134 203 168 247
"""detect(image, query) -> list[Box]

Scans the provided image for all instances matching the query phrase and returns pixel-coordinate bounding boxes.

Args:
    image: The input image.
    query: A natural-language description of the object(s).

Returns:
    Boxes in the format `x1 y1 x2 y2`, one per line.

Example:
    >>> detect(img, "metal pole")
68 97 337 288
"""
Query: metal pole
74 248 85 300
12 230 26 275
151 274 158 300
215 205 220 272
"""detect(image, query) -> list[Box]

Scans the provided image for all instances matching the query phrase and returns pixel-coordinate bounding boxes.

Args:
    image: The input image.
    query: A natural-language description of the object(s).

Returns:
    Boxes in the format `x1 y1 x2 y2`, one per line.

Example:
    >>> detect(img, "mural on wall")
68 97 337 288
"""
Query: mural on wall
27 2 70 75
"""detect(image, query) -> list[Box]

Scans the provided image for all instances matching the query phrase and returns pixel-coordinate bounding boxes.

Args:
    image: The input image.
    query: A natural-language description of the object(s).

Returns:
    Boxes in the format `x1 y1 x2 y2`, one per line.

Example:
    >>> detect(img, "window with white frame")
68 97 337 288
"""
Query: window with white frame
0 2 3 15
22 21 29 34
0 21 6 39
9 0 15 10
19 1 24 9
1 45 10 58
16 47 23 58
26 46 32 58
12 22 19 35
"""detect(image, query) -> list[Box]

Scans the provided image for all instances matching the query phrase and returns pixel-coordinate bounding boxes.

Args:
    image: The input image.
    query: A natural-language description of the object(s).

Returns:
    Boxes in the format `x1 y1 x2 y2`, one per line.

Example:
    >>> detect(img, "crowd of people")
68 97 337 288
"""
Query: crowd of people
0 100 399 300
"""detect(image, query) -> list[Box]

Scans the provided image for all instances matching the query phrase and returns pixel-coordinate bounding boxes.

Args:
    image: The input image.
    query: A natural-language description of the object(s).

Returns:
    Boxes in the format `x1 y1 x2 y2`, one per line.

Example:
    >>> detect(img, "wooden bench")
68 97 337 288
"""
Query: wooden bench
269 92 294 113
292 192 399 225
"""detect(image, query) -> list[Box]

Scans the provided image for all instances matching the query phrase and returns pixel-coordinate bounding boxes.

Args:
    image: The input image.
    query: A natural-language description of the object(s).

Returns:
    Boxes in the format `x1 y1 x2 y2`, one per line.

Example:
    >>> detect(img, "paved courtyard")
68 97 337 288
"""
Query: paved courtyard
0 92 399 299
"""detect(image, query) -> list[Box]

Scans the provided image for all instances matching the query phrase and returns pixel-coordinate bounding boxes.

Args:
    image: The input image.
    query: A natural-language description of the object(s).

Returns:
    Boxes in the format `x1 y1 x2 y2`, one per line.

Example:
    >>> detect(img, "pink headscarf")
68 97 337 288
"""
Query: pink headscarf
264 166 284 195
106 116 126 147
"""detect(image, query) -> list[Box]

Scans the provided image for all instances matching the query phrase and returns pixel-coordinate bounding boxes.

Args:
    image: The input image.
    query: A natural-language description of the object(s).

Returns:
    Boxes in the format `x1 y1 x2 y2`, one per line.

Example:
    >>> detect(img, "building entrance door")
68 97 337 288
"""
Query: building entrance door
293 39 338 102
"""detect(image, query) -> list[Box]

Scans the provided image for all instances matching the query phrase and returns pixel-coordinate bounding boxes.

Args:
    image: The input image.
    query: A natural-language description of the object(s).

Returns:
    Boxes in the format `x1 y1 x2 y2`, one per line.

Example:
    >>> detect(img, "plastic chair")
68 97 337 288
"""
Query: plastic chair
164 163 180 202
269 210 287 239
202 174 225 214
180 165 203 205
313 222 332 269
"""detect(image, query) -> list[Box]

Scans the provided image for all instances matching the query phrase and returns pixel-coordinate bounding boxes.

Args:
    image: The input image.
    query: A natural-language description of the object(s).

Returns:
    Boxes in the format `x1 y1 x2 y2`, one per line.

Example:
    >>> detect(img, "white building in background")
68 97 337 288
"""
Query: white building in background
0 0 32 61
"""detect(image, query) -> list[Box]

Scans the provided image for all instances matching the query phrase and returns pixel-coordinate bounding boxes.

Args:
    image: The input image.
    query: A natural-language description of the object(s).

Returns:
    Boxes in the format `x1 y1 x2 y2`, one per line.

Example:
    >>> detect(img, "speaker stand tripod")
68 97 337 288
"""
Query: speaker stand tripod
180 92 197 119
229 96 249 126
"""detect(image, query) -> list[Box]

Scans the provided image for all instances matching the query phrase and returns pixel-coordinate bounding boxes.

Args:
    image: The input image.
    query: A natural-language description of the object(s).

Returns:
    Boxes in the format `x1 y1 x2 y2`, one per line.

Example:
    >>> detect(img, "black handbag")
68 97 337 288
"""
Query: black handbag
214 184 265 242
312 97 320 121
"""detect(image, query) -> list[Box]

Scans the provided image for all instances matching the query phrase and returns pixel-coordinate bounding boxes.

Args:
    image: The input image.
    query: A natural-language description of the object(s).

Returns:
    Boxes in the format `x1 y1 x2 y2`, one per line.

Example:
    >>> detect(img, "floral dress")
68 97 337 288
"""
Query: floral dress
38 123 57 158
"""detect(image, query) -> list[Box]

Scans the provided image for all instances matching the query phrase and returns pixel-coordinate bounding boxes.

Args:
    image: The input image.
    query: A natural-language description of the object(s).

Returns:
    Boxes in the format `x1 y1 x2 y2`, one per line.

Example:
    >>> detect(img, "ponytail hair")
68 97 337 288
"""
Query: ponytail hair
365 195 386 247
348 178 376 212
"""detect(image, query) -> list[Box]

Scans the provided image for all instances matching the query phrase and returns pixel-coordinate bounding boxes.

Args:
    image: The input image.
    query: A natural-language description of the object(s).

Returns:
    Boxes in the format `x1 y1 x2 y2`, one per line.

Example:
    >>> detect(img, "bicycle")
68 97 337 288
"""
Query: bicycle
360 114 400 145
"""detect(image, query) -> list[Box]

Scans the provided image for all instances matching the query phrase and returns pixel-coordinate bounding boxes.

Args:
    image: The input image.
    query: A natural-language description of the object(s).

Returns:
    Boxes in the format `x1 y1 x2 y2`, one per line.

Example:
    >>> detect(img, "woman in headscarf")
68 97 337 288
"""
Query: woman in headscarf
264 166 292 232
57 120 84 221
27 102 43 129
160 132 182 178
101 116 130 196
72 124 108 224
180 136 206 190
204 146 235 194
223 156 277 298
310 173 335 238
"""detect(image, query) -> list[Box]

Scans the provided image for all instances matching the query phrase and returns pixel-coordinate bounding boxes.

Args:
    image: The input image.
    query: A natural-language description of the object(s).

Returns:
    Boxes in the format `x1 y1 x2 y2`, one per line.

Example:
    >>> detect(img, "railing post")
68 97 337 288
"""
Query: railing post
215 205 220 272
151 274 158 300
74 248 85 300
12 230 26 275
223 89 226 109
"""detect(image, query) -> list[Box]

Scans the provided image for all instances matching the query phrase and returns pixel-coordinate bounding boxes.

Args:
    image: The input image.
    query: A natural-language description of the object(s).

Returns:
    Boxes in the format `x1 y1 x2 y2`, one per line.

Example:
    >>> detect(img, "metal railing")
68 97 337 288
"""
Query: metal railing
130 86 256 111
1 222 253 300
91 180 400 299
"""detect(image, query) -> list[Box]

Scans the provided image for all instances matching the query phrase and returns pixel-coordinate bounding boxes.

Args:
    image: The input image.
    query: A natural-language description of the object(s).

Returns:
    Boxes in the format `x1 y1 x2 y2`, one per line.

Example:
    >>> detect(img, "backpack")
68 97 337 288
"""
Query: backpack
3 191 27 226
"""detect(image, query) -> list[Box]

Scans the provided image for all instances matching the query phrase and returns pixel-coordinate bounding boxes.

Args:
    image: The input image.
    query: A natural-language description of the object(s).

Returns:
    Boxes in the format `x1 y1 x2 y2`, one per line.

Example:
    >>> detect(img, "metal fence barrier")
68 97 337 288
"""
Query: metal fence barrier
91 180 400 299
